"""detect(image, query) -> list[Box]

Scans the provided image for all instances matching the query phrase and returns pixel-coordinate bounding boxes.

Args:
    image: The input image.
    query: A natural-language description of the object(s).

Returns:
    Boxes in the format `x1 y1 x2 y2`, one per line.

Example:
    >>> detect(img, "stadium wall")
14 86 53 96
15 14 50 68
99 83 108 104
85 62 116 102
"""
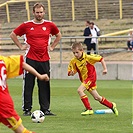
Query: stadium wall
50 62 132 80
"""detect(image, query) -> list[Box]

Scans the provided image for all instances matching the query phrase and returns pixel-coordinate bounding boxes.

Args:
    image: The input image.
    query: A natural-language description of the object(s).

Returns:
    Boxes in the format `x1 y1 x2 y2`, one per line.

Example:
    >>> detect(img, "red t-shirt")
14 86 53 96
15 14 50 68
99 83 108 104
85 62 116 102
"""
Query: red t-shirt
13 20 60 61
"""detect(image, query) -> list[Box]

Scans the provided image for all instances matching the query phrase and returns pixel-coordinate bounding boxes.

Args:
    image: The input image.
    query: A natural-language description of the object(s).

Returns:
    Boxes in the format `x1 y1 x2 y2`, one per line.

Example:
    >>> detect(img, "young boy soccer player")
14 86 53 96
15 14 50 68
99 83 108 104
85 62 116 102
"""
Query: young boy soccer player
68 42 118 116
0 55 49 133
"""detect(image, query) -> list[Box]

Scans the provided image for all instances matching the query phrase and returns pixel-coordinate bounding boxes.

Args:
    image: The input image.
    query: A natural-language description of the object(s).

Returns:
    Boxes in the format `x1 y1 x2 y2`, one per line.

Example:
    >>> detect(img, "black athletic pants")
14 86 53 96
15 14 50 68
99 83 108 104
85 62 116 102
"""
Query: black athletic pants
22 58 50 112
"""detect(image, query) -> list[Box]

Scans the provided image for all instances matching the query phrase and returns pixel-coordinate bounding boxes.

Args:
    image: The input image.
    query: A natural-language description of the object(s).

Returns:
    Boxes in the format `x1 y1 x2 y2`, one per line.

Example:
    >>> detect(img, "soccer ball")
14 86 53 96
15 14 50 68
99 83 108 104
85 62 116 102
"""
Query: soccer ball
31 110 45 123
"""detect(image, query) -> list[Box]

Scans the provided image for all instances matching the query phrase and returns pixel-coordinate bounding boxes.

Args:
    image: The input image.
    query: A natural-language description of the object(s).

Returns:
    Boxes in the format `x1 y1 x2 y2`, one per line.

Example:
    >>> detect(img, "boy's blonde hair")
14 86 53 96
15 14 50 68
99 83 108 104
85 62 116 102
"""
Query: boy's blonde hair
71 42 83 51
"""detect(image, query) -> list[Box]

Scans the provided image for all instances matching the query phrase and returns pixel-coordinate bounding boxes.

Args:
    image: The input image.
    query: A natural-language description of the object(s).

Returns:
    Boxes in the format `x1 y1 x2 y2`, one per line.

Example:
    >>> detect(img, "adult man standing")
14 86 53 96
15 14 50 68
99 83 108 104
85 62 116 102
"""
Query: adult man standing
83 21 99 54
10 3 61 116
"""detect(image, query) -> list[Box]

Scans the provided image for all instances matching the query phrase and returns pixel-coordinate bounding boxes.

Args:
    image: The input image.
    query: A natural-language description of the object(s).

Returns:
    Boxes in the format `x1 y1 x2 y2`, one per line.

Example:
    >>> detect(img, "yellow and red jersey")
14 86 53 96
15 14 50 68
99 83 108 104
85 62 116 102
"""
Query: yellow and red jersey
0 55 24 78
0 55 23 119
68 53 103 82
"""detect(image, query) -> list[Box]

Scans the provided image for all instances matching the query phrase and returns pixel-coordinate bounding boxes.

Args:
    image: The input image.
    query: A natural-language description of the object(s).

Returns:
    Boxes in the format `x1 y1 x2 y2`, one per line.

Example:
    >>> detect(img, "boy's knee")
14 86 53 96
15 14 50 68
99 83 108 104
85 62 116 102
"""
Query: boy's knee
77 89 81 94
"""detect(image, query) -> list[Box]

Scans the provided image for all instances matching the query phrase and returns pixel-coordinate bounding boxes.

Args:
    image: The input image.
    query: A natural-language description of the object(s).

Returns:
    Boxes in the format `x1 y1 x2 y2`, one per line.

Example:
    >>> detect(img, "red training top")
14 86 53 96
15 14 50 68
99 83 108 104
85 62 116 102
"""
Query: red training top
13 20 60 61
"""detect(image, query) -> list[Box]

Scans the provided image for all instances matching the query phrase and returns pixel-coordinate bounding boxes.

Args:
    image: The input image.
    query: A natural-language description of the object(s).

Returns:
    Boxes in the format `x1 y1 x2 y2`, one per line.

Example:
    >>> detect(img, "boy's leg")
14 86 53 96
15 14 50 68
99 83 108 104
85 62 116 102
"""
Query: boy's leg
14 125 34 133
80 95 94 115
90 89 113 108
77 84 93 115
1 117 35 133
90 89 118 116
100 98 118 116
81 95 92 110
100 97 113 108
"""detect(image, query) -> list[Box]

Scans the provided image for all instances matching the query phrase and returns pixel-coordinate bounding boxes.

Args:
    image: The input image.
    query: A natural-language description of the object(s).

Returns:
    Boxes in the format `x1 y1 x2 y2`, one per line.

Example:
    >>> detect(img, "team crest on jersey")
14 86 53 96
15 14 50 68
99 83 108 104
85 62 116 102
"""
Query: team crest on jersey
42 27 46 31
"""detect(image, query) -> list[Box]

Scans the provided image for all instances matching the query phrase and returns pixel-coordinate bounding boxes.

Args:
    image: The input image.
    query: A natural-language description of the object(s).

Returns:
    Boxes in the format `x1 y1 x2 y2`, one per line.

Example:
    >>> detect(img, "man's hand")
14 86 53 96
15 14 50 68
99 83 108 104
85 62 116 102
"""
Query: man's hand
20 44 29 50
48 45 54 51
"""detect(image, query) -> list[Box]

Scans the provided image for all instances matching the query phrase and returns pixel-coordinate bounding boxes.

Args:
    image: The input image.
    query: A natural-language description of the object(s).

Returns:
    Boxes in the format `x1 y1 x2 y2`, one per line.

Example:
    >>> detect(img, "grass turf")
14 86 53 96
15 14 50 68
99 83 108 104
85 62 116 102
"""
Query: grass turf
0 79 132 133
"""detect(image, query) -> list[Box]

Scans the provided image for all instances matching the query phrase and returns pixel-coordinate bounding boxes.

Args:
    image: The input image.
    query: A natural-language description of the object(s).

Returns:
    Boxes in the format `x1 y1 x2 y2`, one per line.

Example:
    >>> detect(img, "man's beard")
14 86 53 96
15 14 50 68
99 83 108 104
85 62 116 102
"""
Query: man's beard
36 16 44 21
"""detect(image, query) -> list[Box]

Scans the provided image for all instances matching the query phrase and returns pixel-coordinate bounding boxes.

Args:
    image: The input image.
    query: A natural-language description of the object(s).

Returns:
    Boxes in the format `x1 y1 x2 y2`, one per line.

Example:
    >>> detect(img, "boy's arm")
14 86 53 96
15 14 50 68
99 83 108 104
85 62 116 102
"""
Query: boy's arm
101 58 107 75
68 65 74 76
22 62 49 81
68 70 75 76
68 60 76 76
68 61 77 76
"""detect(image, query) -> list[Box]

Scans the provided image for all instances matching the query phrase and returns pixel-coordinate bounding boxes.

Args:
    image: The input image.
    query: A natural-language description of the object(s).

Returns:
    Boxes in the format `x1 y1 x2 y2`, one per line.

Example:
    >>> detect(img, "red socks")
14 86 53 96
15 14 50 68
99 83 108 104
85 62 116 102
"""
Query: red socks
100 97 113 109
81 95 113 110
81 95 92 110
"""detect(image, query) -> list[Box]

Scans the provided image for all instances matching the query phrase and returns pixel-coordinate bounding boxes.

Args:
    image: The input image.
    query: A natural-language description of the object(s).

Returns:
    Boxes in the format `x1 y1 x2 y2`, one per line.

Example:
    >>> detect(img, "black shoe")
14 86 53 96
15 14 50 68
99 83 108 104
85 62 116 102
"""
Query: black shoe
43 110 56 116
23 111 31 116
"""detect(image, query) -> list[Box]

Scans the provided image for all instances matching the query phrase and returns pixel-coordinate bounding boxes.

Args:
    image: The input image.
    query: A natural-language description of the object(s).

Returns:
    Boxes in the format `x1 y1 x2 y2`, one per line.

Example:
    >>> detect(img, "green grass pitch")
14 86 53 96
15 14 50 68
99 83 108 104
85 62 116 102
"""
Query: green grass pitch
0 78 132 133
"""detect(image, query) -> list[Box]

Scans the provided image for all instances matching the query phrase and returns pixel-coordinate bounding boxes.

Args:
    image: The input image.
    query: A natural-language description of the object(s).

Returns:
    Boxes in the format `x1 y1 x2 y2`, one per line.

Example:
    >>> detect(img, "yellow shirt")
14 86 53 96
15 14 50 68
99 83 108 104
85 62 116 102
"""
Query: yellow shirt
0 55 24 78
68 53 102 82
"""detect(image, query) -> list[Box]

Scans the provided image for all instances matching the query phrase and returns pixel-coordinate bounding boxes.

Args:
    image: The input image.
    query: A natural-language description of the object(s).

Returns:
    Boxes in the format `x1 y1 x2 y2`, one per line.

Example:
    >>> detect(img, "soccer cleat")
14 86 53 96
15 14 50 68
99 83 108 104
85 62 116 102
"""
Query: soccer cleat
81 109 94 116
23 111 31 116
43 110 56 116
111 102 118 116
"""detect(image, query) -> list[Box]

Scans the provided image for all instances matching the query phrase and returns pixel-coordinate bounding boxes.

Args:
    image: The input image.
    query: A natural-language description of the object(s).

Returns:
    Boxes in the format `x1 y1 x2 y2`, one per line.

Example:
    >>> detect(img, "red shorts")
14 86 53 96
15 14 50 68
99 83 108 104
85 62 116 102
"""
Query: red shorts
82 78 97 91
0 109 21 130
